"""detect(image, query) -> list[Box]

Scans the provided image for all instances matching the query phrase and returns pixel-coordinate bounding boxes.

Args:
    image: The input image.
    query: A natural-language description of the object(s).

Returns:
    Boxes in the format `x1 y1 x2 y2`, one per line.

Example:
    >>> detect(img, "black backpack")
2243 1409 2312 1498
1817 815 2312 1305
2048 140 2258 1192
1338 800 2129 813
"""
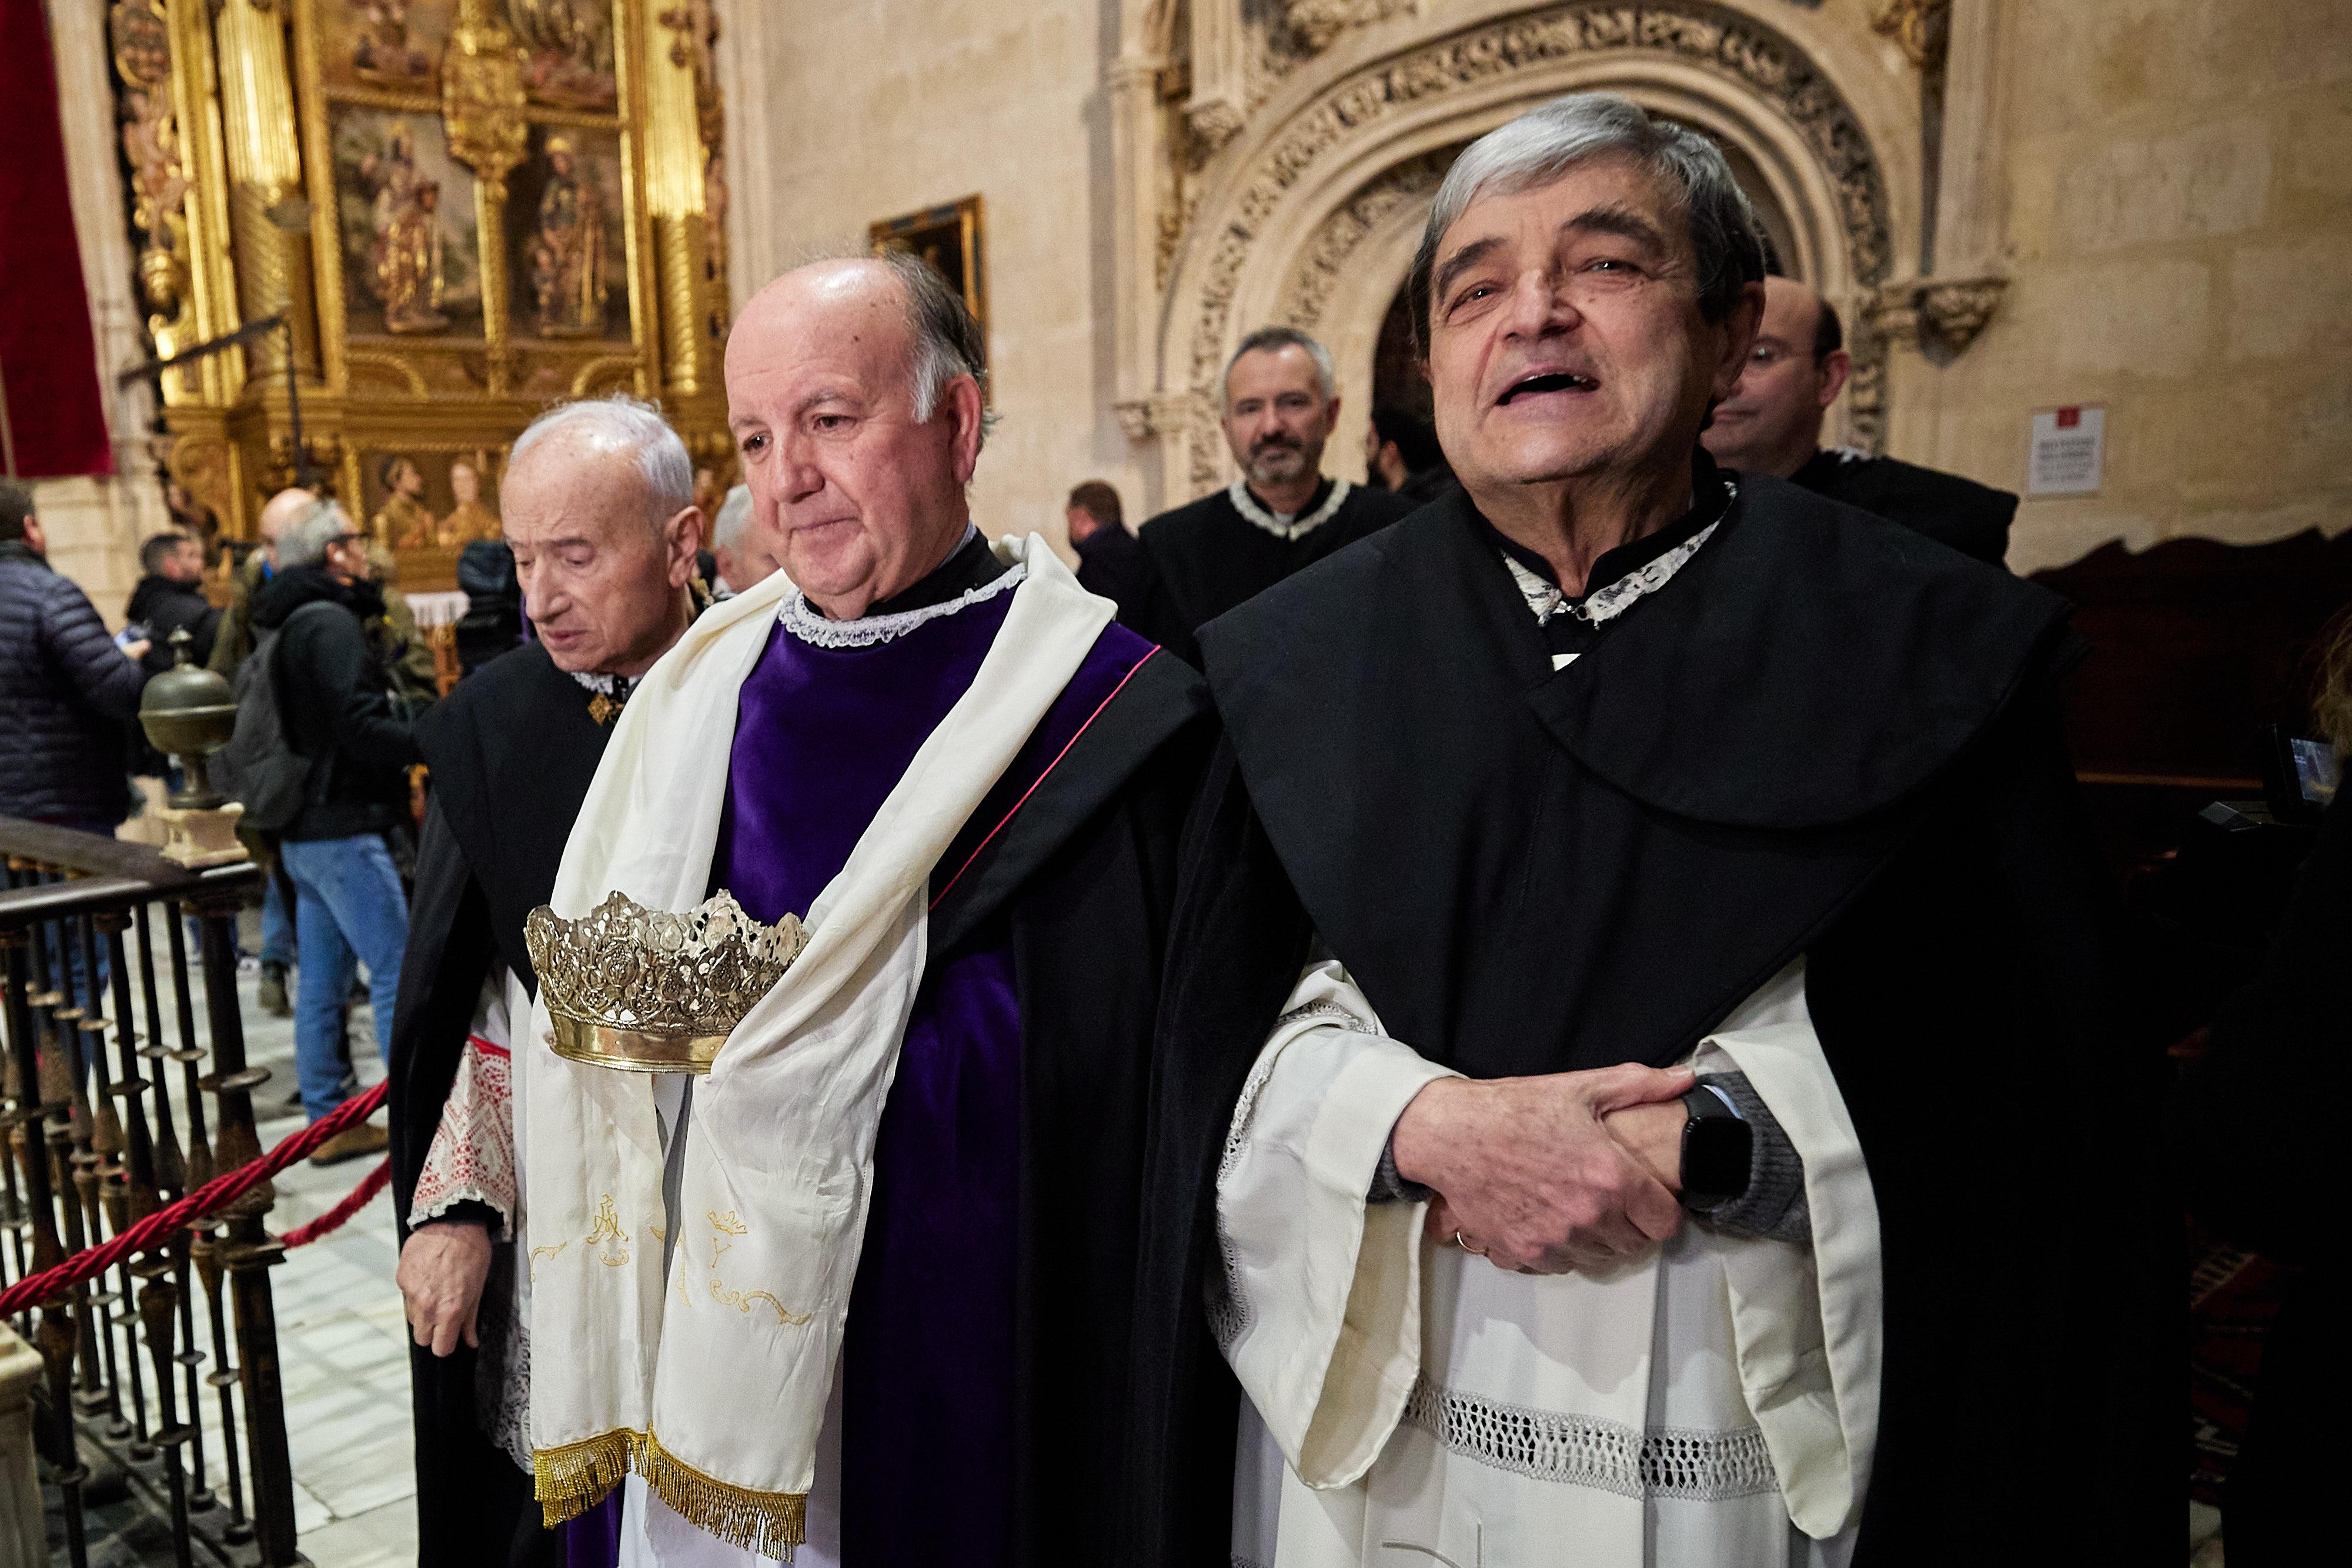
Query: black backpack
212 601 337 834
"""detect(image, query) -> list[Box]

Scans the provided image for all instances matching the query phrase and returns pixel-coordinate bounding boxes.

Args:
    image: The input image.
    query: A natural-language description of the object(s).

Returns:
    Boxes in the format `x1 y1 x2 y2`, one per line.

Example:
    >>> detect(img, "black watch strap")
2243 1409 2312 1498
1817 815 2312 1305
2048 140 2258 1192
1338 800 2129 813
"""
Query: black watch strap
1679 1085 1753 1209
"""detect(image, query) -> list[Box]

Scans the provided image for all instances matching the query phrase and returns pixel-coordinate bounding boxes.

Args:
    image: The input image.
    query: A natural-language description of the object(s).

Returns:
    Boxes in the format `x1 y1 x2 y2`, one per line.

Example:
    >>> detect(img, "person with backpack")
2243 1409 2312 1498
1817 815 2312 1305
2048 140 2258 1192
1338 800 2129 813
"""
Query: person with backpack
240 499 422 1163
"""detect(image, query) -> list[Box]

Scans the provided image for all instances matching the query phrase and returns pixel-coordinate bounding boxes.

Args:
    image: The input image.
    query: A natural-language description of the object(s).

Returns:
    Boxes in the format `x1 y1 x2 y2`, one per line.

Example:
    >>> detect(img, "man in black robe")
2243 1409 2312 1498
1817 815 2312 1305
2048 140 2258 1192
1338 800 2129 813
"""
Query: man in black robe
1120 326 1414 664
1703 275 2017 567
388 393 707 1566
1068 478 1148 609
1130 93 2171 1567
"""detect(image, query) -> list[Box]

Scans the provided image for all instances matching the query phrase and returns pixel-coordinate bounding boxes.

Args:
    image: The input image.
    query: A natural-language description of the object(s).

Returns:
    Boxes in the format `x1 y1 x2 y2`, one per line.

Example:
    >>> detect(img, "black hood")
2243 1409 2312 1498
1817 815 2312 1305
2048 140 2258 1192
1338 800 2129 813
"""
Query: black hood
251 564 384 630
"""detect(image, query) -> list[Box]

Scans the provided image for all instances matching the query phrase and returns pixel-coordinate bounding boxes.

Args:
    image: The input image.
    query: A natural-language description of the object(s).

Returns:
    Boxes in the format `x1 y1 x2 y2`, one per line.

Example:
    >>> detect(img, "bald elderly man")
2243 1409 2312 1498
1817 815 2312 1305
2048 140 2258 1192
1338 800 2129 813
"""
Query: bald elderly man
390 394 708 1568
1703 275 2017 567
519 253 1211 1566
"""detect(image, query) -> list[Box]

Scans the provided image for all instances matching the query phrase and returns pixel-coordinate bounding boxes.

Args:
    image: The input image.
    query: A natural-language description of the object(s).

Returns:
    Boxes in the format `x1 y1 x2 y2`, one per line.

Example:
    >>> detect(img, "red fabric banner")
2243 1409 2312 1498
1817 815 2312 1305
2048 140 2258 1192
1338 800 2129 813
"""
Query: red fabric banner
0 0 115 479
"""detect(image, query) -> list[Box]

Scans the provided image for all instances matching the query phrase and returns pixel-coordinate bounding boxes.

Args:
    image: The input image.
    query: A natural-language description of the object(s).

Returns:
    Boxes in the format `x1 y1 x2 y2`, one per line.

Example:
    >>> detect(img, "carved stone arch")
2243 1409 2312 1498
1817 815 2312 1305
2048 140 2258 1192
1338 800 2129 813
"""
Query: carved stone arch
1142 2 1906 500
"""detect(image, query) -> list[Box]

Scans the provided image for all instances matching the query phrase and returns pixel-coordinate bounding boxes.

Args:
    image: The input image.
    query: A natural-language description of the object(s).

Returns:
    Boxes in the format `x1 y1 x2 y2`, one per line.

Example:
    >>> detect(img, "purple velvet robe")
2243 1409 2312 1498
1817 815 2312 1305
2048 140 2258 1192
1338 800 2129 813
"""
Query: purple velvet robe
700 590 1154 1565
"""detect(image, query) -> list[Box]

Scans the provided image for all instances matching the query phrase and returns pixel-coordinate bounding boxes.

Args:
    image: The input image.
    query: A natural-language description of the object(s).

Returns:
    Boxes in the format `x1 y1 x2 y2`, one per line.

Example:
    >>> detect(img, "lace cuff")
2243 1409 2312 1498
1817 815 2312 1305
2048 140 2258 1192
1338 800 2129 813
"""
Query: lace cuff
412 1036 517 1239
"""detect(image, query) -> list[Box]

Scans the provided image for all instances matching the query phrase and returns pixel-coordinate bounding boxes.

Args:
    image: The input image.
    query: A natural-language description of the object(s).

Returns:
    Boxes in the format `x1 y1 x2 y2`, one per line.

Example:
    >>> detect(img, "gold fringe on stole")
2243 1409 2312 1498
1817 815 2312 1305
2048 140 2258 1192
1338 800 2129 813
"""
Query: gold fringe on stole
531 1427 807 1560
643 1430 808 1561
533 1428 644 1526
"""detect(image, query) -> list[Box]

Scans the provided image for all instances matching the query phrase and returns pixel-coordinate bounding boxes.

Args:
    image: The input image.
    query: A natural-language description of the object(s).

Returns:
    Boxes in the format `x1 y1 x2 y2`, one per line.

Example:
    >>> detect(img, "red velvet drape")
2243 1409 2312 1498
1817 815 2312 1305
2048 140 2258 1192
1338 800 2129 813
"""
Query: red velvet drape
0 0 115 479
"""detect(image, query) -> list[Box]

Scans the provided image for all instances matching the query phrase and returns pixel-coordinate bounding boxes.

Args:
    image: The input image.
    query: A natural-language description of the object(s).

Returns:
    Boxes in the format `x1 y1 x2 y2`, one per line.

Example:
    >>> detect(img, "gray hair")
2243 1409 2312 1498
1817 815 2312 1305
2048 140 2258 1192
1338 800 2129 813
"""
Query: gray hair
275 499 356 570
1224 326 1337 404
869 249 998 447
1407 93 1766 355
509 392 694 530
710 483 754 551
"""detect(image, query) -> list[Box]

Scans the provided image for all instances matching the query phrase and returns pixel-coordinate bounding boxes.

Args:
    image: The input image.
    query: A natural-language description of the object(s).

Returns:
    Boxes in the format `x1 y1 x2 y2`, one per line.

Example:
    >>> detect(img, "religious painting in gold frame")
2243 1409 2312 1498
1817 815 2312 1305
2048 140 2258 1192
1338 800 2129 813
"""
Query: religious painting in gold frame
355 445 507 551
330 105 487 342
505 123 631 346
315 0 455 93
870 195 988 346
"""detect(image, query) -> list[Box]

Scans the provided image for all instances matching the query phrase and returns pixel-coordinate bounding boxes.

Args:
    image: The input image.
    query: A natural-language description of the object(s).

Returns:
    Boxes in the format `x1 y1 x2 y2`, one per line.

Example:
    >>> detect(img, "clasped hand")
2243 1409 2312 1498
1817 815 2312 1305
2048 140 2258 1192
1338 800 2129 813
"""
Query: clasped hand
1390 1062 1694 1274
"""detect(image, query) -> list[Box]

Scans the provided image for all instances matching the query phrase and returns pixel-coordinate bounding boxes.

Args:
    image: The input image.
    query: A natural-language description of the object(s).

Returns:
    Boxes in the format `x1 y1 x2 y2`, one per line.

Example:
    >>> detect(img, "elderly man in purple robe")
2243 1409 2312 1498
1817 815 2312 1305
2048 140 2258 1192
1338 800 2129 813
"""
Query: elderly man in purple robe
517 252 1215 1568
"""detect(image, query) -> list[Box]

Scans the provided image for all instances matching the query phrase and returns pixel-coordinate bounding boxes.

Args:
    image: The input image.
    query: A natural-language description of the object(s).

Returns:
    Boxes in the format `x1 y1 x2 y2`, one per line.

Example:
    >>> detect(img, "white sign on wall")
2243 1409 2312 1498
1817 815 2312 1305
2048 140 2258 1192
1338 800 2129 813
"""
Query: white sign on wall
2027 405 2104 496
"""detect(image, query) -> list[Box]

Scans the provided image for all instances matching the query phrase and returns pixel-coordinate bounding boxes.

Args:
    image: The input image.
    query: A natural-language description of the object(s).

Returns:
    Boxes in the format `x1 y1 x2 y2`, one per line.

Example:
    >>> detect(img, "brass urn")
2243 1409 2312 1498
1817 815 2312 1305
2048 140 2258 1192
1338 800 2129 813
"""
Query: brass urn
139 628 239 809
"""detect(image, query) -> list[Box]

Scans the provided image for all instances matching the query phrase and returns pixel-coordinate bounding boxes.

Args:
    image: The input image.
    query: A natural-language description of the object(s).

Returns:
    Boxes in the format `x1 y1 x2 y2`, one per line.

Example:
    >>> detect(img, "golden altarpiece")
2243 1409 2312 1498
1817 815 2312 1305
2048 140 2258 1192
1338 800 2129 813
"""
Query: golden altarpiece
108 0 732 591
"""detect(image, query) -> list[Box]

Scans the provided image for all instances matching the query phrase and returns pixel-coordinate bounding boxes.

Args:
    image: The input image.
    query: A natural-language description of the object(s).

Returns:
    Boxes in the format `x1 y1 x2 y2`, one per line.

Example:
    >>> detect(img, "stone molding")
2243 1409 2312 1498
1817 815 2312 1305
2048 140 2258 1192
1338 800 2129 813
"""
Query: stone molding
1160 1 1900 489
1866 272 2005 353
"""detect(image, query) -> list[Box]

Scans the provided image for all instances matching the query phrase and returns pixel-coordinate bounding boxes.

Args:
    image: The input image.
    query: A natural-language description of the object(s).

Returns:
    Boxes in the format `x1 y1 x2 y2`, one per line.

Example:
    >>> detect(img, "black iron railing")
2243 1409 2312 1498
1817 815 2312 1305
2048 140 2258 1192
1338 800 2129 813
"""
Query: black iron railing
0 817 303 1566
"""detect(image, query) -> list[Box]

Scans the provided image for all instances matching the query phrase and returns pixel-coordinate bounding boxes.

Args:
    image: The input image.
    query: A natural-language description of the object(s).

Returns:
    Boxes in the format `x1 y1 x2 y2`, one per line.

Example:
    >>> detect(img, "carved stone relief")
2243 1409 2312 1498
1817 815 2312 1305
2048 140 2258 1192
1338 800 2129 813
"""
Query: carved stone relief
1169 2 1900 489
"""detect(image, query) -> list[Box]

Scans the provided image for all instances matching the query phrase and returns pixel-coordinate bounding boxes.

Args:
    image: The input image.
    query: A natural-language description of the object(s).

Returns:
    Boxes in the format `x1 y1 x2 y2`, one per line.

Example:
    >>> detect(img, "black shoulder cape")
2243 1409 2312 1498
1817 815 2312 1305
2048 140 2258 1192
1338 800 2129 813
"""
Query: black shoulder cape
1125 479 1416 664
1127 479 2174 1565
1792 448 2019 567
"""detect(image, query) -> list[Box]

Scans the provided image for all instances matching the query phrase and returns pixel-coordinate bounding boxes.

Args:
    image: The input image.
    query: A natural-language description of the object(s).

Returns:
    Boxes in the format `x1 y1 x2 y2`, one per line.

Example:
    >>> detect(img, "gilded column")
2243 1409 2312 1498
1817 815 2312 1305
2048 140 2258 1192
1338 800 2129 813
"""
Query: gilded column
644 0 719 403
443 2 530 394
214 0 315 382
163 0 246 406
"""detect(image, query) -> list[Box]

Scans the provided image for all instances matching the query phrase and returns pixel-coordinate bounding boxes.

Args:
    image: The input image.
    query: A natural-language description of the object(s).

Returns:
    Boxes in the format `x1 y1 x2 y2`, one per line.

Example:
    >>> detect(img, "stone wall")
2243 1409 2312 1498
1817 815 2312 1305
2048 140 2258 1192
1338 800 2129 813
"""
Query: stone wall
724 0 1137 551
1906 0 2352 574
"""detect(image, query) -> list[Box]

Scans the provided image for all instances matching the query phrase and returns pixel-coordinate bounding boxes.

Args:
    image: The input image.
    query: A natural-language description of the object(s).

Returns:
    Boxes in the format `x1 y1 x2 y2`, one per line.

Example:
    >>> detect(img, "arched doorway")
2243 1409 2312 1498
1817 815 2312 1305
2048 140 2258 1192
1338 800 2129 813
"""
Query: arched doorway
1135 3 1911 509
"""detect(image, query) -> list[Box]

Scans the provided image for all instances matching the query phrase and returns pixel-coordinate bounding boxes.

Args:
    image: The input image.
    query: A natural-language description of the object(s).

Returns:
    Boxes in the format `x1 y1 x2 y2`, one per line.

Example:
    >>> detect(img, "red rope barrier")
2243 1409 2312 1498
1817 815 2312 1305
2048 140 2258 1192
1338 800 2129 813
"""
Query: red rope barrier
282 1158 391 1249
0 1081 388 1319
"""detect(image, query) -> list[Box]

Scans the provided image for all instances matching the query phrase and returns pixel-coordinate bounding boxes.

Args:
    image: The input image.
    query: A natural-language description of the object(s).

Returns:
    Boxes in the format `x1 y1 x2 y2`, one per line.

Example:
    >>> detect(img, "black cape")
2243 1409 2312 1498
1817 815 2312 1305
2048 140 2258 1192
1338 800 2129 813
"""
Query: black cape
1791 446 2018 568
390 642 616 1568
1127 477 2174 1565
1121 477 1415 664
390 607 1221 1568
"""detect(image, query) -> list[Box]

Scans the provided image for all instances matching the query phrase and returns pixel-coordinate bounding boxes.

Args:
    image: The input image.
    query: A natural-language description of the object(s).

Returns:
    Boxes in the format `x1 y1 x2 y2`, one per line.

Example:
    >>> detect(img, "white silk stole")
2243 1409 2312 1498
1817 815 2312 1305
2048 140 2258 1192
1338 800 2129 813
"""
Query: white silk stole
520 537 1110 1558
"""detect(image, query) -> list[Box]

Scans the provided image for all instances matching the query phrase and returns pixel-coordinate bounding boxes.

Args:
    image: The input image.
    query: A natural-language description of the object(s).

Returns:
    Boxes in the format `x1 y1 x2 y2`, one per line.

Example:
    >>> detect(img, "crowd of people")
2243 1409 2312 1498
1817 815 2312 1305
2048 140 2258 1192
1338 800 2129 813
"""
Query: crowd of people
0 87 2335 1568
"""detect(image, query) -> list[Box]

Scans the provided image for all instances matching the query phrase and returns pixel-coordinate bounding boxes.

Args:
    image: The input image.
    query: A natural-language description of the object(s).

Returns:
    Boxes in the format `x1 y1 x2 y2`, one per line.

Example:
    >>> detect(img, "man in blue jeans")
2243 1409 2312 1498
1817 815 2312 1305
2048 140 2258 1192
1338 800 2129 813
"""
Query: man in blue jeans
248 500 422 1164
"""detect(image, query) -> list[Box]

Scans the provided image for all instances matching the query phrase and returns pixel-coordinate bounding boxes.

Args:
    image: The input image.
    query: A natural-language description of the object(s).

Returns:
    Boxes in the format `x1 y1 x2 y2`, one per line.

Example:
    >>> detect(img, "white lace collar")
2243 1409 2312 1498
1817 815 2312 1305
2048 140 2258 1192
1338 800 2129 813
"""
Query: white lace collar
1227 477 1351 542
1503 477 1737 628
567 669 629 695
779 560 1027 650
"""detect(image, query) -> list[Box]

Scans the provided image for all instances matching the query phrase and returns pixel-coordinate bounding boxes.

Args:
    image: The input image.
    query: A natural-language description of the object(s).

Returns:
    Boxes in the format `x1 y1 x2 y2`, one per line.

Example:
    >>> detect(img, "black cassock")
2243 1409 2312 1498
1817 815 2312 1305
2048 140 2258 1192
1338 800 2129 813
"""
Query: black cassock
1125 474 2174 1565
1791 446 2019 568
390 644 614 1567
1117 477 1415 664
391 623 1219 1568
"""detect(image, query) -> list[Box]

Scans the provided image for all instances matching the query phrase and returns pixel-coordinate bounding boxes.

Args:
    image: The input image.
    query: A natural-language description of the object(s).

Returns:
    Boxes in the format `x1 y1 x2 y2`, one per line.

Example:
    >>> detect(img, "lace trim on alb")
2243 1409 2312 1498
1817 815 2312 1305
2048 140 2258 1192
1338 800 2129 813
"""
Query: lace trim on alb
566 670 630 697
1206 997 1375 1349
1228 477 1352 542
1401 1376 1780 1501
779 561 1025 648
1506 477 1736 627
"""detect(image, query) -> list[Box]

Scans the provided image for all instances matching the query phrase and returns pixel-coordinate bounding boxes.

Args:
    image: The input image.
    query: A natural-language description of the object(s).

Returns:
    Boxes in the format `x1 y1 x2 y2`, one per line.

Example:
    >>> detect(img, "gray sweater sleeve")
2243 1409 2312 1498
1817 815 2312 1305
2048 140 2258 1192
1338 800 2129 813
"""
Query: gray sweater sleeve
1688 1071 1810 1242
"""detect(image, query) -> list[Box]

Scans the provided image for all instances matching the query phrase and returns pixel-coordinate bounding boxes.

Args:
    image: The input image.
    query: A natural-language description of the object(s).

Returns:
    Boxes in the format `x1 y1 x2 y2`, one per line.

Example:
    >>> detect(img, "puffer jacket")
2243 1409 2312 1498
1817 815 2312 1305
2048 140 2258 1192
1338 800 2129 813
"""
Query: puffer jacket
248 564 422 842
0 540 148 827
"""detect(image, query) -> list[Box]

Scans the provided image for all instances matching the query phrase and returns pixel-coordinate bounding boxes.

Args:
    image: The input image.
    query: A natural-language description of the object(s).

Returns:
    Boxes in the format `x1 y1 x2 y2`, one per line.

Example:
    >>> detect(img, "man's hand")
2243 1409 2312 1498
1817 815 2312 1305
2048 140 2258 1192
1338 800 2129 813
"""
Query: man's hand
397 1221 492 1357
121 638 151 664
1392 1063 1693 1274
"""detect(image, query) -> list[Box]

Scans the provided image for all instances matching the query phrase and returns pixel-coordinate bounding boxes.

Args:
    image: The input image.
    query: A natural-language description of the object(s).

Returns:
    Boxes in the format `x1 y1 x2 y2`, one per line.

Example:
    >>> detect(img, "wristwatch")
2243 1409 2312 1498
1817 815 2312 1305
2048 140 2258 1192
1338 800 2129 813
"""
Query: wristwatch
1678 1085 1753 1209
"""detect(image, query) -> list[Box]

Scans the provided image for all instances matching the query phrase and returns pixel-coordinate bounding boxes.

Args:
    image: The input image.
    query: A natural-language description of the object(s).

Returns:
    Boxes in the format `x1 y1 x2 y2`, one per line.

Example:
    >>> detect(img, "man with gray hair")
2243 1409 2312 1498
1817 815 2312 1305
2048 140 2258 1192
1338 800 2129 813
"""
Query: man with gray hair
707 481 783 596
1119 324 1413 665
1134 92 2168 1566
248 499 422 1164
387 391 707 1566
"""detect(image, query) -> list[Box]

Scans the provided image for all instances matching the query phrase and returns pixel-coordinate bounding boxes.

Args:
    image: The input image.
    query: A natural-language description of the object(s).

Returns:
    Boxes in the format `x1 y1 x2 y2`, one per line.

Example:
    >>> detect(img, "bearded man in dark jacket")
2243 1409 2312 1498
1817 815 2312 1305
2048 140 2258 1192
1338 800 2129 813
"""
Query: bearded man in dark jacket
125 530 222 674
249 499 422 1163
